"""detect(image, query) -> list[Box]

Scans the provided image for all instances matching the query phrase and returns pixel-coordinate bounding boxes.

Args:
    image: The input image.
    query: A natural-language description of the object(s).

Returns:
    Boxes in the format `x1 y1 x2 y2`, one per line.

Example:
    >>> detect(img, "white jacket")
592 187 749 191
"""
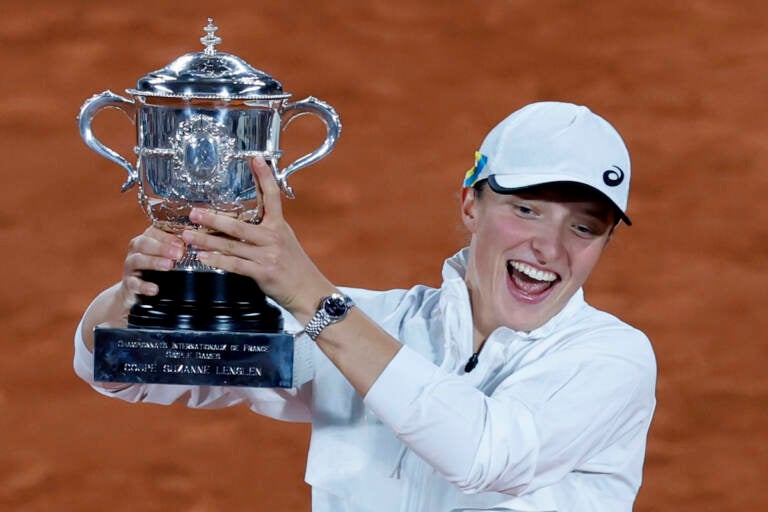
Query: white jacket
74 249 656 512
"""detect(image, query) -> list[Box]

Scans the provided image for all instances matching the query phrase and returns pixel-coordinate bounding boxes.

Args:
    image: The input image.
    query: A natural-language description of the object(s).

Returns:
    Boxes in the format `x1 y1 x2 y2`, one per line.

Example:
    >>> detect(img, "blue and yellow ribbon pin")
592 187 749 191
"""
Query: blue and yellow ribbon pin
463 151 488 187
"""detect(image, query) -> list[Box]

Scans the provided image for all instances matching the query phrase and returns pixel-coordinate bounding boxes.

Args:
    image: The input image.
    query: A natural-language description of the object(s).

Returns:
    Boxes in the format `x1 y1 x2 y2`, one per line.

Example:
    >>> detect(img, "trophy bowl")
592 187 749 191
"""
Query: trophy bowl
78 19 339 387
79 18 340 247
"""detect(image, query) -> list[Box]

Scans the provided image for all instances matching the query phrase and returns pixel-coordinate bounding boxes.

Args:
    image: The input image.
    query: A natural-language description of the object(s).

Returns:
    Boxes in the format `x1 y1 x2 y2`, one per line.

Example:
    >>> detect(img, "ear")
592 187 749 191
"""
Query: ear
603 226 615 247
461 187 479 232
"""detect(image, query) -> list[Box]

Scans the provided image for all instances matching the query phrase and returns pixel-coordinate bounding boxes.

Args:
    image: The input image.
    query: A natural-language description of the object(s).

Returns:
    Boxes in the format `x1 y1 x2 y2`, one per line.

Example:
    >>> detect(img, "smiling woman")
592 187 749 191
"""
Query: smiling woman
461 180 618 338
74 101 656 512
460 103 629 340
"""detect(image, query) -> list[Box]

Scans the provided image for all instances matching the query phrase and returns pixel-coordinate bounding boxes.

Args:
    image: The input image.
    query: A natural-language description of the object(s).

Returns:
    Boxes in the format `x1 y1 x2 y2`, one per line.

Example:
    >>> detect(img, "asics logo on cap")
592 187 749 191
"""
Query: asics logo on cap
603 165 625 187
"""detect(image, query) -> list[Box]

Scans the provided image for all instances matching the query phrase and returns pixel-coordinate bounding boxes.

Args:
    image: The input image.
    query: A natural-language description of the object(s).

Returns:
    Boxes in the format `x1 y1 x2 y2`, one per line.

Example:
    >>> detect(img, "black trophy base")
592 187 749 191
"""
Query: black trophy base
128 269 283 332
94 269 295 387
94 327 295 388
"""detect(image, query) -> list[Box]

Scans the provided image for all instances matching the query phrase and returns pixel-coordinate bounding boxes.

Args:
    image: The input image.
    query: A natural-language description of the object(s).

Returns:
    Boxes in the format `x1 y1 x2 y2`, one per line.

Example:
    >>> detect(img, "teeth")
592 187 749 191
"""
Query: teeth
509 261 557 282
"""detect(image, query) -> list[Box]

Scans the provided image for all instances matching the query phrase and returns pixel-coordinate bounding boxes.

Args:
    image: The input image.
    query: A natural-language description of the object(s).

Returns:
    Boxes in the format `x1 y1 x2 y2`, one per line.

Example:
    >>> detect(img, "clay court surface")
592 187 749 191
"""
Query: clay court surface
1 1 766 510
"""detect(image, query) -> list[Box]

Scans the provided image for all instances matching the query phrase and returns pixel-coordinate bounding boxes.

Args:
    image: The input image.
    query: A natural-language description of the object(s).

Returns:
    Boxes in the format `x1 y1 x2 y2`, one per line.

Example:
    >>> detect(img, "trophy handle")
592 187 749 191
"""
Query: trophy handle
78 90 139 192
277 96 341 198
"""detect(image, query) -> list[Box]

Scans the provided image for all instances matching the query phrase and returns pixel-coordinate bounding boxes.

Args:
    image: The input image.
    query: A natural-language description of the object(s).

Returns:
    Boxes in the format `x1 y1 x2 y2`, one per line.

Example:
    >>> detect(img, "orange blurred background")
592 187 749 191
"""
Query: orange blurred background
1 1 766 510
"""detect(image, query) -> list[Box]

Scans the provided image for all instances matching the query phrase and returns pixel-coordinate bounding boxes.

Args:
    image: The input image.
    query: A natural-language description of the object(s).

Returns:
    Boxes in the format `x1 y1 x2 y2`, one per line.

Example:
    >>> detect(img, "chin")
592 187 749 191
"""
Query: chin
504 316 546 333
498 291 566 332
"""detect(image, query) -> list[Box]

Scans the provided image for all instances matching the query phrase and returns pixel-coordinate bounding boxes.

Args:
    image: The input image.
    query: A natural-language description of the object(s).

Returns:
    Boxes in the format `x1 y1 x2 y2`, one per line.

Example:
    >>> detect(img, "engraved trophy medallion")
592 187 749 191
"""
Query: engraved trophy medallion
78 19 340 387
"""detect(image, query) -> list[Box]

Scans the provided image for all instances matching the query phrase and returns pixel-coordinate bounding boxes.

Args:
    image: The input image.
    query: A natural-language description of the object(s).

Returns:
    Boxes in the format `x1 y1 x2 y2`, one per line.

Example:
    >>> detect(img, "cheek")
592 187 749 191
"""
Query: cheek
476 214 523 242
473 219 511 263
569 244 606 283
469 220 524 284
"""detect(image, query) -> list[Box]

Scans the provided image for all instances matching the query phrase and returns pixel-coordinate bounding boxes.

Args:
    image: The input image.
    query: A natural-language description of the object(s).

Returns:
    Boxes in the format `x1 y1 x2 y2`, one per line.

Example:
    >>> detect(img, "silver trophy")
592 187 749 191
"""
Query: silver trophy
78 19 340 387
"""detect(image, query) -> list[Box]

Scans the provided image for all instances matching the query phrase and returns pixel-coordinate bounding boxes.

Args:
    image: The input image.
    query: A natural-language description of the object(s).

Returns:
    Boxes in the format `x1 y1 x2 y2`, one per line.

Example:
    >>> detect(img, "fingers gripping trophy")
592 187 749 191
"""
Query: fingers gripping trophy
78 19 341 387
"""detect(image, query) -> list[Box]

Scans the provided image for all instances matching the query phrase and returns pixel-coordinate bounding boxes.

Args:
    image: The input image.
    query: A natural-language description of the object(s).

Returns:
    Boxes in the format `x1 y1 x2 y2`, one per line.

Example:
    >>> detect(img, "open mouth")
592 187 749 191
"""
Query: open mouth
507 261 559 297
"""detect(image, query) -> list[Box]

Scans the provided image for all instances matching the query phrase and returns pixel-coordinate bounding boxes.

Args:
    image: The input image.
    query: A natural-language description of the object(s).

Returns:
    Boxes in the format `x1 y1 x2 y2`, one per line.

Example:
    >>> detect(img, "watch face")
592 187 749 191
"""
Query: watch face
324 295 349 318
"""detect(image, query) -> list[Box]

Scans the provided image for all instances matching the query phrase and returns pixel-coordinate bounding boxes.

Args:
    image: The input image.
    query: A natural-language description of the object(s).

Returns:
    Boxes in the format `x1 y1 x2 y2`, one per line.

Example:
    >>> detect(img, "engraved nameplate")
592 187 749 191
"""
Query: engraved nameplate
94 327 295 387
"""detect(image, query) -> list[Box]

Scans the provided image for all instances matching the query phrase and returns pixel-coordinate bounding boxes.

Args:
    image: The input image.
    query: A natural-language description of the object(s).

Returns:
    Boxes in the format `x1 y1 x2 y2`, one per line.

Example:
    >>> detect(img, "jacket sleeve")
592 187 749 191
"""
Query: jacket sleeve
363 333 656 496
73 319 313 422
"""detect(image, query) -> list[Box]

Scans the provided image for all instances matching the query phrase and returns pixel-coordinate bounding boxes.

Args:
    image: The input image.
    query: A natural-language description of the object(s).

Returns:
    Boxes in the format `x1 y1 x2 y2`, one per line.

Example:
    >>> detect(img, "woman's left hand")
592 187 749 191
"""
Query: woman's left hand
181 157 335 322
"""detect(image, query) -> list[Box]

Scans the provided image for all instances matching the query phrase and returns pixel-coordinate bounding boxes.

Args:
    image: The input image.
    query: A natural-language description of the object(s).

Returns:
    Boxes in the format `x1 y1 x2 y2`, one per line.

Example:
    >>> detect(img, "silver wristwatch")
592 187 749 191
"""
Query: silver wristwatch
304 293 355 341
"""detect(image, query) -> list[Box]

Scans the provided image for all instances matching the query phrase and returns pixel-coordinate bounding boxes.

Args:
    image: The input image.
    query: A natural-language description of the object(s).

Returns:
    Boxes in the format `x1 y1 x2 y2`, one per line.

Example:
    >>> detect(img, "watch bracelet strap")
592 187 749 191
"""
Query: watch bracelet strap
292 334 314 387
304 310 331 341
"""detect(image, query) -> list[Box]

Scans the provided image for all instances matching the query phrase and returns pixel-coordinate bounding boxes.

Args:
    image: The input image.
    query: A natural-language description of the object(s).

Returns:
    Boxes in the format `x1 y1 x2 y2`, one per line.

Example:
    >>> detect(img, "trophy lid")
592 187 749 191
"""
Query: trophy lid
127 19 291 100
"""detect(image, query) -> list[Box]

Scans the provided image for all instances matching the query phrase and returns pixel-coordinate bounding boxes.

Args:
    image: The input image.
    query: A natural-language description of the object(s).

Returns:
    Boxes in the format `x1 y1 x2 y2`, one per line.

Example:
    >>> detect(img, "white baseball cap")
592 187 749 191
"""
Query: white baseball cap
464 101 632 225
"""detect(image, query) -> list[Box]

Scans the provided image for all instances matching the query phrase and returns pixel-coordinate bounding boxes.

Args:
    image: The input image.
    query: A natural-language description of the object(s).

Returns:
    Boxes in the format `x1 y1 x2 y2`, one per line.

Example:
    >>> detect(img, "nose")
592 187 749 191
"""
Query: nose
530 224 566 264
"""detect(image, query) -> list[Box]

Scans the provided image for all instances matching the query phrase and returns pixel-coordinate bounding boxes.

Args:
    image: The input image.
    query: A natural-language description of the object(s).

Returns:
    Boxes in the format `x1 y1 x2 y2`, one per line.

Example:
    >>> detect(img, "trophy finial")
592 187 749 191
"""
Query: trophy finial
201 18 222 55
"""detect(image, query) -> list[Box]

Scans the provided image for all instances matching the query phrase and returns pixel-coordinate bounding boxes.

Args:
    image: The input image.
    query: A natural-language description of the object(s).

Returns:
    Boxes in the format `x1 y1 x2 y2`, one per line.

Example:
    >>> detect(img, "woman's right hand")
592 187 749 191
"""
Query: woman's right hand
80 226 184 353
117 226 185 310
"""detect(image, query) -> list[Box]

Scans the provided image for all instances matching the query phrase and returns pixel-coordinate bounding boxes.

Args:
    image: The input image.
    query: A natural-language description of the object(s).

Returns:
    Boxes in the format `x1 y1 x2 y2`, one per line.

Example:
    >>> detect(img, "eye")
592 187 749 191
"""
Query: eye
514 204 537 217
572 221 610 238
573 224 595 237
